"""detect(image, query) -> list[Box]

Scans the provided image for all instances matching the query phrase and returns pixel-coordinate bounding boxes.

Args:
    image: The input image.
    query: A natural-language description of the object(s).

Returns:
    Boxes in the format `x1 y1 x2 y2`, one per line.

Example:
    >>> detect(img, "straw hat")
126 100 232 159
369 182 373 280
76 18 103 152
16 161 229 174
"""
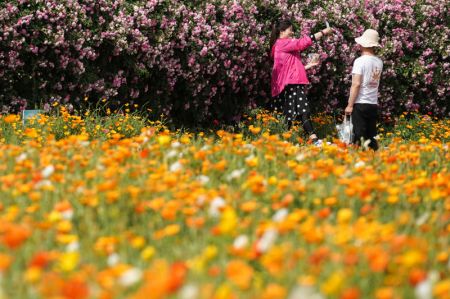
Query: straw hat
355 29 381 48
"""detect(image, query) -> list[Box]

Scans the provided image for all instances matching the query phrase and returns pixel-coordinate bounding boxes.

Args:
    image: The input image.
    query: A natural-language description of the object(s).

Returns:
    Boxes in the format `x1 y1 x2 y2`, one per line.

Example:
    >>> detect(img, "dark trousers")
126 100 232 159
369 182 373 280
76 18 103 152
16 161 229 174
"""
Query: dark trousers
352 103 379 150
270 84 316 137
287 113 315 136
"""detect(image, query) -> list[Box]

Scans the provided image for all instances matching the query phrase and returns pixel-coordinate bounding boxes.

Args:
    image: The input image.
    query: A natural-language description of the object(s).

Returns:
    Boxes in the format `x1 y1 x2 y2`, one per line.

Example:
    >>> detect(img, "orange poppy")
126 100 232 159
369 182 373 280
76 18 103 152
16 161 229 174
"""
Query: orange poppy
408 268 427 286
0 254 12 272
2 224 31 249
61 276 90 299
226 260 254 290
340 287 361 299
167 262 188 293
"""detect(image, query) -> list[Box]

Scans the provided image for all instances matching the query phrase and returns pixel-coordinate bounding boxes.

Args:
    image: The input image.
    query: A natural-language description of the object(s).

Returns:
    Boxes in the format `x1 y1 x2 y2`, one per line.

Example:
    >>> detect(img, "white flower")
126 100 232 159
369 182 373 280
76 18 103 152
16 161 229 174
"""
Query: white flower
140 128 155 141
35 180 52 189
415 271 440 299
118 268 142 287
196 195 207 206
256 227 278 253
354 160 365 168
226 169 245 181
170 161 183 172
197 175 210 185
179 284 199 299
416 212 429 226
354 239 364 247
167 149 178 158
171 141 181 149
107 253 120 266
296 153 306 161
41 165 55 178
415 280 432 299
272 209 289 222
233 235 249 250
428 271 439 282
61 209 74 220
245 154 256 162
342 170 353 178
243 143 255 150
16 153 27 163
209 197 226 217
66 242 80 252
288 286 324 299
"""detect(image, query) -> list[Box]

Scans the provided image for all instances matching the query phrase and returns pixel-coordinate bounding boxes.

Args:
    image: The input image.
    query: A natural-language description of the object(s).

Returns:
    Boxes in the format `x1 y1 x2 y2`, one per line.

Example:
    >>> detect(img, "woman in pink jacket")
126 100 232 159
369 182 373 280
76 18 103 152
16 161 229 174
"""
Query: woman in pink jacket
270 20 333 145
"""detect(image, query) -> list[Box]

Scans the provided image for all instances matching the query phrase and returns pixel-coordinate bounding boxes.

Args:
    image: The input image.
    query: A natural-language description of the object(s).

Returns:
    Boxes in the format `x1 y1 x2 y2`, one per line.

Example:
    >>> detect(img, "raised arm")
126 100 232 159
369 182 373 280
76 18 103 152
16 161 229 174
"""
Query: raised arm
278 36 313 53
312 27 333 41
279 26 334 53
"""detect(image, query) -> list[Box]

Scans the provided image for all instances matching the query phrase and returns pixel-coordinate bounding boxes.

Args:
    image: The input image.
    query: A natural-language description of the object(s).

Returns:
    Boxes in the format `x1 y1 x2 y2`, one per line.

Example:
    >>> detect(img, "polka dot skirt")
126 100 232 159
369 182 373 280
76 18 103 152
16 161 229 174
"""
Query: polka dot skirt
270 84 311 122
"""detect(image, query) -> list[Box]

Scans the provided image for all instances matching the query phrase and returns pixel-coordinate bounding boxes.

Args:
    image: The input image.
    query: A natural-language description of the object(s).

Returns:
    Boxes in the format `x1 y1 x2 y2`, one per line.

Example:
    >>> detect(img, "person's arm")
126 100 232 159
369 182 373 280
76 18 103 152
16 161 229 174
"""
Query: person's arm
345 74 362 114
280 37 313 53
281 27 334 53
311 27 333 41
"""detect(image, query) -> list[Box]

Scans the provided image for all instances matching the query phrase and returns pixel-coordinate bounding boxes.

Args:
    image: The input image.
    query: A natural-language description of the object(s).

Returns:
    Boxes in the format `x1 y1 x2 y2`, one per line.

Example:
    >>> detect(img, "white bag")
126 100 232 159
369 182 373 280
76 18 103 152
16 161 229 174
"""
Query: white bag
336 115 354 144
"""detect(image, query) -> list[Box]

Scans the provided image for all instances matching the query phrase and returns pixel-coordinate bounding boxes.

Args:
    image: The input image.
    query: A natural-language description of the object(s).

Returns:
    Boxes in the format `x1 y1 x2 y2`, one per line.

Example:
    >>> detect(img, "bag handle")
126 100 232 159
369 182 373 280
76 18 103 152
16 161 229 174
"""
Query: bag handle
344 114 352 124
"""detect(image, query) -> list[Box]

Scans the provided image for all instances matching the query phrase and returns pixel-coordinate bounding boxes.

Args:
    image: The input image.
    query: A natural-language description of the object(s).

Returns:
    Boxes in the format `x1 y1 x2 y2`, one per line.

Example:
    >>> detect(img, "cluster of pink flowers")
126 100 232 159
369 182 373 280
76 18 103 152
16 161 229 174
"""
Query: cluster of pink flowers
0 0 448 122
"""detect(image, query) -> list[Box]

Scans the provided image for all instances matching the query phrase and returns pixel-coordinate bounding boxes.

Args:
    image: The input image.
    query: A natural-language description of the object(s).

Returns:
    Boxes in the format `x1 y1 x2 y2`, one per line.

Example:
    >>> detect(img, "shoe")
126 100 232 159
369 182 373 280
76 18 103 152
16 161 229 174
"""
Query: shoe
313 139 323 147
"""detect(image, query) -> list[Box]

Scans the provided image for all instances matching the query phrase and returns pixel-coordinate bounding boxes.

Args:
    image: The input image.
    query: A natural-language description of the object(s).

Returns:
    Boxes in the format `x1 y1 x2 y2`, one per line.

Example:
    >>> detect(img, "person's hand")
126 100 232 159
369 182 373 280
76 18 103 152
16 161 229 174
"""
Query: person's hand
345 105 353 115
322 27 333 36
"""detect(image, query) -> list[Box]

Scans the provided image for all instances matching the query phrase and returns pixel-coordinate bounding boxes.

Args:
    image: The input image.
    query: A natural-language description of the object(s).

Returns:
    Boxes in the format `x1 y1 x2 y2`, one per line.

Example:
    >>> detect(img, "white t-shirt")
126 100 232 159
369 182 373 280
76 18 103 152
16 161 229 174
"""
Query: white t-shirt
352 55 383 105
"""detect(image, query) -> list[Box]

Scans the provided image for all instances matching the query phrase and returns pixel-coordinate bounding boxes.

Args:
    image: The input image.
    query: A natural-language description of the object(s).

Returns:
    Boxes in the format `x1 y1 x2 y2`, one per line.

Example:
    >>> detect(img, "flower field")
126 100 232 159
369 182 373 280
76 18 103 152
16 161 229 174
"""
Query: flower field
0 110 449 299
1 0 449 121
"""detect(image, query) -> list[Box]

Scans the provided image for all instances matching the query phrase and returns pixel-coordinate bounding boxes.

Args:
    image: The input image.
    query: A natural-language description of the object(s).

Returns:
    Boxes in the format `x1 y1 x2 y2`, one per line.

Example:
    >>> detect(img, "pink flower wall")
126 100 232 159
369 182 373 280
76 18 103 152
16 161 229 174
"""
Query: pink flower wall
0 0 448 122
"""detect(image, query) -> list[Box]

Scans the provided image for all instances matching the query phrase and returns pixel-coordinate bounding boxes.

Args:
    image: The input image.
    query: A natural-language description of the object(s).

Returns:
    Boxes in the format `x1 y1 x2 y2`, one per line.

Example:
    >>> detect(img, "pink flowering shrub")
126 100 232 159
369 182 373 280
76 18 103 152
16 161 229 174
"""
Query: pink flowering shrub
0 0 448 123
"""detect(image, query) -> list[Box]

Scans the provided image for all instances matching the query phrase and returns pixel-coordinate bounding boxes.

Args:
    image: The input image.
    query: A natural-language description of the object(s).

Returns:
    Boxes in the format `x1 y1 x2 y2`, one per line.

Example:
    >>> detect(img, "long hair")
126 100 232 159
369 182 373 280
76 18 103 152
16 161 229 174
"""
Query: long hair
269 20 293 56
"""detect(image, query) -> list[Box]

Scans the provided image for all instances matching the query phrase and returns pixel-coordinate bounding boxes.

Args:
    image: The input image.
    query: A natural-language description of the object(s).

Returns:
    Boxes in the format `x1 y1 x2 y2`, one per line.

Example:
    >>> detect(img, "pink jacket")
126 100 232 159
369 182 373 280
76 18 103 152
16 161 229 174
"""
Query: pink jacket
271 36 313 97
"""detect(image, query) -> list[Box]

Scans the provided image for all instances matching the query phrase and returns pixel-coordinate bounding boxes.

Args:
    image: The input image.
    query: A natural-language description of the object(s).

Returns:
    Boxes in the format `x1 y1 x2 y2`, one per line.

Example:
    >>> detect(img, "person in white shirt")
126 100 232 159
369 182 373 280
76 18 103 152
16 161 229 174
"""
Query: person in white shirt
345 29 383 150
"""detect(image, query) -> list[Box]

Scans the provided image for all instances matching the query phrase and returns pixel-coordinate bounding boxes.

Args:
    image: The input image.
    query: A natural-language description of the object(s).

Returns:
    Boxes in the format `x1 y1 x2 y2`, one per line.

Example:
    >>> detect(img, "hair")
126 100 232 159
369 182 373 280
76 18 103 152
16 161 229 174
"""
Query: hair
360 45 378 55
269 20 293 55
